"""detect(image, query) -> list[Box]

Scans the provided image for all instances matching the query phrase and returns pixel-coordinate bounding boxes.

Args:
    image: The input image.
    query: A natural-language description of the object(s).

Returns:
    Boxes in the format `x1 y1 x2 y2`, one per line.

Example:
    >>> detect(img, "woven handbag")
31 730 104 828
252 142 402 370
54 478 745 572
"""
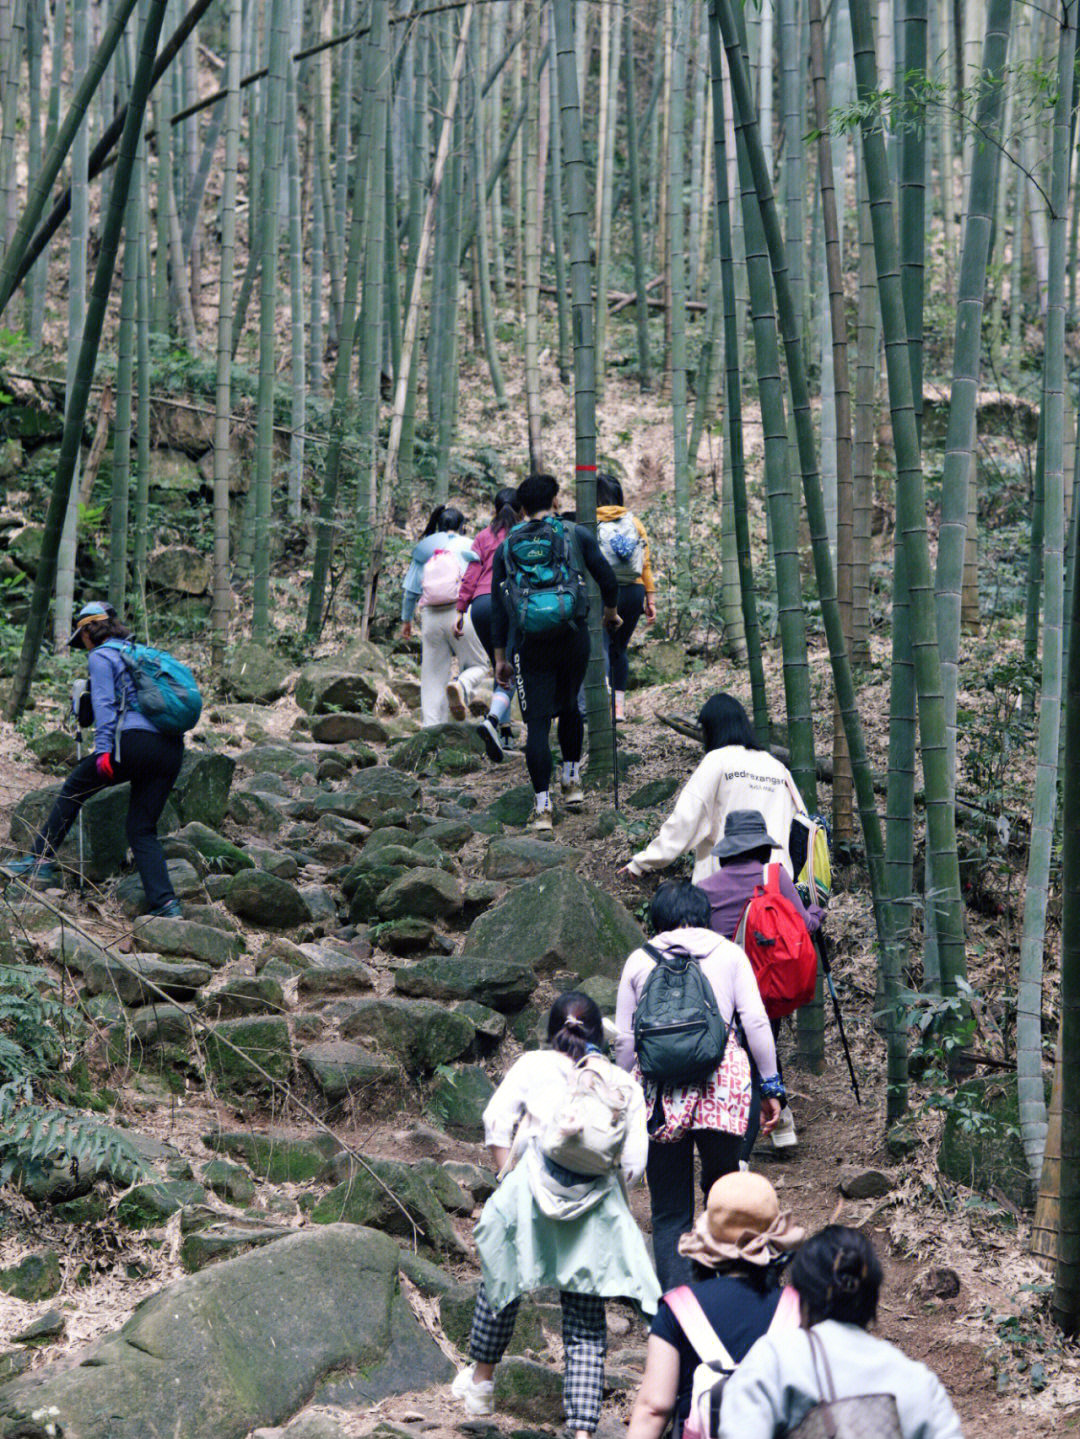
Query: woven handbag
786 1330 903 1439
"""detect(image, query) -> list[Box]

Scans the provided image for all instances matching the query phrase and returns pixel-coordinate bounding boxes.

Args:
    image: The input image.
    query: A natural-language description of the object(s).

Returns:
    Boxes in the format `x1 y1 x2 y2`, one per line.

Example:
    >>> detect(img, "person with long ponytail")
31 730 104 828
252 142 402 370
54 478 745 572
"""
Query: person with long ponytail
454 488 522 759
451 993 660 1439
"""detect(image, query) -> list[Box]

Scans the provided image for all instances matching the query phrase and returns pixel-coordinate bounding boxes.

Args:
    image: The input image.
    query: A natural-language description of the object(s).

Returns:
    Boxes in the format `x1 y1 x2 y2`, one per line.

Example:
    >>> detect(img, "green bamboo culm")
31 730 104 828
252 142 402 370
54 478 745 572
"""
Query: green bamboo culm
846 0 968 1013
0 0 142 320
669 0 692 620
623 0 650 392
1018 0 1077 1183
250 0 289 644
705 19 768 736
5 0 169 721
552 0 614 786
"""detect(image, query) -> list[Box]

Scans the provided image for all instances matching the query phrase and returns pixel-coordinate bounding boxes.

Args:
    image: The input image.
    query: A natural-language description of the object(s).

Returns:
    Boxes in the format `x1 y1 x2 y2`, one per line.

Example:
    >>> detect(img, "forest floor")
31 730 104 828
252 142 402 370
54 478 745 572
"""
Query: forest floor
1 623 1077 1439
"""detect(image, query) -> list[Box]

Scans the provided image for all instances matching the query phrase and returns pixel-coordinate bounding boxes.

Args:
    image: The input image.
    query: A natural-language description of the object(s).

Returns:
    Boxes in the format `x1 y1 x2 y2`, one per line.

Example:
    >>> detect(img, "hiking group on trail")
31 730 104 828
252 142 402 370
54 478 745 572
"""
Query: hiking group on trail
0 471 965 1437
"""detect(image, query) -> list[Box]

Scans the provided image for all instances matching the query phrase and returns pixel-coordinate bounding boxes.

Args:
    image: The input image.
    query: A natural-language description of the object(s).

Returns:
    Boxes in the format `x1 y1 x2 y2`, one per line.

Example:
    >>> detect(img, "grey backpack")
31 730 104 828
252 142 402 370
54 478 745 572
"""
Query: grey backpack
633 941 728 1086
787 1330 903 1439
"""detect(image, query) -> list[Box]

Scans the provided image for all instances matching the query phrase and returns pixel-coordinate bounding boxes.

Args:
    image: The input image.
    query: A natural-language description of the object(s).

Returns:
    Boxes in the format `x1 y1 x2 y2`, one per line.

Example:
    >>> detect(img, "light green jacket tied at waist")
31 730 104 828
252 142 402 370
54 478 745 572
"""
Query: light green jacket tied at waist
475 1142 662 1317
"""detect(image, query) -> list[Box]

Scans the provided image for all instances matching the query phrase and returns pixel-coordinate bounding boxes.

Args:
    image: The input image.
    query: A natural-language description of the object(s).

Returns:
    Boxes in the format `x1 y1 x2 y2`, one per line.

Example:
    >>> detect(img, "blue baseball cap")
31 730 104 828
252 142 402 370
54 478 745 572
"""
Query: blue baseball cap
68 601 116 647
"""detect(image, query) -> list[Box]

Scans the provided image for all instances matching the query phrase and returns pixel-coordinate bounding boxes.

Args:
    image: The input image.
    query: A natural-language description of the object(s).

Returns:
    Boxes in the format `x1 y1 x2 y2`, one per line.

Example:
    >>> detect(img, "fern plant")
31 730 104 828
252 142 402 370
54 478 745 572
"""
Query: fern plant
0 962 70 1080
0 1080 150 1188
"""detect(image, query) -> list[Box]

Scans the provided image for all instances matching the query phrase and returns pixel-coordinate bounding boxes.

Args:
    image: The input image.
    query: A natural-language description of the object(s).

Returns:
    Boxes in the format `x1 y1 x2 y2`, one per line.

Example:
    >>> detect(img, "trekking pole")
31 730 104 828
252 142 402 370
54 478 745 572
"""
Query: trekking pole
815 932 860 1103
611 678 619 811
73 724 85 892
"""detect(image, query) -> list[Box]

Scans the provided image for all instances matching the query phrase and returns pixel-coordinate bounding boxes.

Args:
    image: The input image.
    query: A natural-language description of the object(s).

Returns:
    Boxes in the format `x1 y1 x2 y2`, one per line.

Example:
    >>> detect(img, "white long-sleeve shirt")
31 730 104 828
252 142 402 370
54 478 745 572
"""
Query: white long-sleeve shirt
627 745 804 883
482 1048 650 1186
719 1320 965 1439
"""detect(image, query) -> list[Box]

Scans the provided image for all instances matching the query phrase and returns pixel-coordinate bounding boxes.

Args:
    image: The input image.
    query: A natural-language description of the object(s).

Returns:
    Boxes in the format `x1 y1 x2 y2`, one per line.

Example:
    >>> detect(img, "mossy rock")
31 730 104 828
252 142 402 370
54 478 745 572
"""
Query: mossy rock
116 1179 207 1229
375 867 463 921
176 821 254 875
224 870 312 928
439 1285 548 1355
223 643 292 704
389 724 486 777
627 776 680 809
394 955 538 1012
486 785 537 827
0 1252 61 1302
171 751 236 829
463 868 643 982
481 836 582 879
202 1128 340 1183
494 1356 565 1420
202 1017 293 1093
311 1156 465 1254
425 1065 495 1142
340 998 475 1073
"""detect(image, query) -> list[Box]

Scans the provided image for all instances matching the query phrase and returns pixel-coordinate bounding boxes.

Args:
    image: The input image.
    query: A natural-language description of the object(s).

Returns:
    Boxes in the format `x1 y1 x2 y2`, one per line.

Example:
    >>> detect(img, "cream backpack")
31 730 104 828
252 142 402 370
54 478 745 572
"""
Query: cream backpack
538 1053 631 1177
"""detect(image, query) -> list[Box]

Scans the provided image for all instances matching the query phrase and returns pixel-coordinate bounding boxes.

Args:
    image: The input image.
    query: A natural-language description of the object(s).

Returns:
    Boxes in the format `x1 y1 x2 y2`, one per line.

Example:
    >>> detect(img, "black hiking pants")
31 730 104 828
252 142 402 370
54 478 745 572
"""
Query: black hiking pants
32 729 184 911
513 624 590 793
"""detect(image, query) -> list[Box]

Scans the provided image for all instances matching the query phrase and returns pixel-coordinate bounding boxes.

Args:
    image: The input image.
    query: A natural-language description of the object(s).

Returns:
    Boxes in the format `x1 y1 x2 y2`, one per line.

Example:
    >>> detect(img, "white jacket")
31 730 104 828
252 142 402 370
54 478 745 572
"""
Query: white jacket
628 745 804 882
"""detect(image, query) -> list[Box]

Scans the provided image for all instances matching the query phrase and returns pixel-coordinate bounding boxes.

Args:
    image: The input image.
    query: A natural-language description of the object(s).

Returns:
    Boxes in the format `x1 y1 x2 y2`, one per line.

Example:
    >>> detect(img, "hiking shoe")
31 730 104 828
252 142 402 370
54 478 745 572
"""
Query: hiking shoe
1 855 60 885
150 899 184 919
530 807 554 835
446 681 467 721
771 1104 798 1151
452 1365 495 1417
560 779 585 810
477 716 505 763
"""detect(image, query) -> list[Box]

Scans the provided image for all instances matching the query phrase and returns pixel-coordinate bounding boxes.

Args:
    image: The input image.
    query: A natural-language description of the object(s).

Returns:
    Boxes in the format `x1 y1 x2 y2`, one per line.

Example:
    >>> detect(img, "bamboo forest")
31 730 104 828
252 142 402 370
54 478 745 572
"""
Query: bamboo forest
3 0 1080 1430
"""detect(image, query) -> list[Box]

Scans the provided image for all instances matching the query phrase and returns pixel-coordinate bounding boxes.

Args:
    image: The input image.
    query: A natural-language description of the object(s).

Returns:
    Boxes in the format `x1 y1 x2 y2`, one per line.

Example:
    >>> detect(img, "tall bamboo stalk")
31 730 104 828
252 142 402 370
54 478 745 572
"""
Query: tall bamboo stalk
6 0 168 720
211 0 242 667
669 0 692 616
1018 0 1076 1181
251 0 289 643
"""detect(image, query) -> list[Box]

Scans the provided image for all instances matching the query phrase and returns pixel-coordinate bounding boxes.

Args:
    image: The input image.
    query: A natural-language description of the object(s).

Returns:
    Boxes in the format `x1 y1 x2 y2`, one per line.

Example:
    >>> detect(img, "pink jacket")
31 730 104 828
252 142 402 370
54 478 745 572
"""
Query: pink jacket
457 525 502 612
614 927 779 1080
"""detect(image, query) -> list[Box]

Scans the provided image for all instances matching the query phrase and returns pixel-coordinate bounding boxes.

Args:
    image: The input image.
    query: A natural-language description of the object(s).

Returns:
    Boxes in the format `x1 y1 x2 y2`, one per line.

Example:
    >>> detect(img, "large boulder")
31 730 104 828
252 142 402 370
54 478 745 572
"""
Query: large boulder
311 1158 465 1255
0 1226 406 1439
133 915 244 967
340 998 475 1072
462 868 643 981
10 782 178 883
425 1065 496 1142
171 752 236 829
147 547 212 595
295 664 379 715
482 835 582 879
394 955 538 1012
937 1076 1037 1210
299 1041 397 1102
224 643 292 704
202 1128 340 1183
389 724 486 777
225 871 311 928
375 867 463 921
84 953 212 1006
203 1017 293 1093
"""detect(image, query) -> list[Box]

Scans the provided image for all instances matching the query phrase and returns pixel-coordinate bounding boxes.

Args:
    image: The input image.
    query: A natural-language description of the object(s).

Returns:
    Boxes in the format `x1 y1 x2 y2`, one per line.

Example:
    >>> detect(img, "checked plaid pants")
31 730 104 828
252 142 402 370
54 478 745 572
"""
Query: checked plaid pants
468 1282 607 1432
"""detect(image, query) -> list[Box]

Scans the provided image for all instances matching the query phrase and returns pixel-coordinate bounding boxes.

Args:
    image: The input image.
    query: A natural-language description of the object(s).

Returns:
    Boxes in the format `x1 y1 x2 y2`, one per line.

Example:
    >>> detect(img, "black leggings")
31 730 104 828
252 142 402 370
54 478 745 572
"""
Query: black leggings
468 593 513 701
33 729 184 911
514 626 590 793
607 584 646 691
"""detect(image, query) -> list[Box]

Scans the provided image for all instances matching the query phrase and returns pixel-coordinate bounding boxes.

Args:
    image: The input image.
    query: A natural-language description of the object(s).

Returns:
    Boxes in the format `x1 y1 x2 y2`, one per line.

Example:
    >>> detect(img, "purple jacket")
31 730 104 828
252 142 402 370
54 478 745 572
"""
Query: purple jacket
698 856 824 944
87 645 158 756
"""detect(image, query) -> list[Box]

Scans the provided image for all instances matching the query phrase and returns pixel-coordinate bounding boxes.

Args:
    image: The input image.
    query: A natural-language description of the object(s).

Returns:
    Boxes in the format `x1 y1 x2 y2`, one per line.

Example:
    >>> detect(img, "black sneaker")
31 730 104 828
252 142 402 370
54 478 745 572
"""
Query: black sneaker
477 716 504 763
150 899 184 919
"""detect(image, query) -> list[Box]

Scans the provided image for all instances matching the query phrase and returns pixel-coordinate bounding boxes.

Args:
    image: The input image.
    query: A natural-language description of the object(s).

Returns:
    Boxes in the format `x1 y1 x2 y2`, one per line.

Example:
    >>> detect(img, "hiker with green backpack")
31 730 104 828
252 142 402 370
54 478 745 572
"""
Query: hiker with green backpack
1 602 198 916
614 880 785 1292
490 472 621 833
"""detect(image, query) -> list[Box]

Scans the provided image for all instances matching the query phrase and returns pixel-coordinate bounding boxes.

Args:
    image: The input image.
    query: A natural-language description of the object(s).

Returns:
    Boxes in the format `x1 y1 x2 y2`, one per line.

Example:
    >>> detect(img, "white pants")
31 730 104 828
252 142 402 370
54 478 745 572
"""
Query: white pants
419 605 490 726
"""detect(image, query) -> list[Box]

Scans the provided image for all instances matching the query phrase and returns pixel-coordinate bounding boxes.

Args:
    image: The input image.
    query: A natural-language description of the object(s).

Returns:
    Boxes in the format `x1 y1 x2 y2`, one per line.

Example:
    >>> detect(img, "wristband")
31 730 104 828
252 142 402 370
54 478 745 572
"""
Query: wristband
759 1074 786 1102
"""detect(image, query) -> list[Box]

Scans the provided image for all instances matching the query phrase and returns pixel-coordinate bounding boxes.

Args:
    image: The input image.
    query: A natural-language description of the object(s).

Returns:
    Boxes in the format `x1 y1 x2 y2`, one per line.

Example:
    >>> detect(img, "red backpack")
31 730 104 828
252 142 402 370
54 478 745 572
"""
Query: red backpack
734 864 818 1019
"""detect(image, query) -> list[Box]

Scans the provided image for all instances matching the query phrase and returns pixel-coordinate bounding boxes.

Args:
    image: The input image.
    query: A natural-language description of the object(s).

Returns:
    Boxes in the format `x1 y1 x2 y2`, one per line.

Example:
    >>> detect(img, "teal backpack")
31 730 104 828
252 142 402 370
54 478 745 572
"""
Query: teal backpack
500 516 589 637
102 640 203 737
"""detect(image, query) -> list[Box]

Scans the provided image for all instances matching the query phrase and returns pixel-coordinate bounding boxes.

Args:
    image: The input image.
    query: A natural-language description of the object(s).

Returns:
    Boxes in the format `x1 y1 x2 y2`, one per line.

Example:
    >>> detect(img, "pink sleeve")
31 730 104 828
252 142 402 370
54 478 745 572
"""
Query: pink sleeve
457 530 488 612
615 951 649 1071
728 950 780 1078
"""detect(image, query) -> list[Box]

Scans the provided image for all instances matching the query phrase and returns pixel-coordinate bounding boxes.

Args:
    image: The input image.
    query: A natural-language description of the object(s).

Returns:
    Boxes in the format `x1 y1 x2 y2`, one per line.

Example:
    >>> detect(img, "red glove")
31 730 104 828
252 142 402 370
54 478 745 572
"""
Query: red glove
96 753 115 779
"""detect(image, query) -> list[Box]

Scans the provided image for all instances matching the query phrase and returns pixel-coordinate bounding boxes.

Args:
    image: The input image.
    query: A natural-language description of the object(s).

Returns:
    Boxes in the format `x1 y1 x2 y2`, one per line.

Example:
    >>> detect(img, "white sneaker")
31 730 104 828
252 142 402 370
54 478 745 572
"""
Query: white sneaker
446 681 467 721
452 1365 495 1416
771 1104 798 1150
560 779 584 810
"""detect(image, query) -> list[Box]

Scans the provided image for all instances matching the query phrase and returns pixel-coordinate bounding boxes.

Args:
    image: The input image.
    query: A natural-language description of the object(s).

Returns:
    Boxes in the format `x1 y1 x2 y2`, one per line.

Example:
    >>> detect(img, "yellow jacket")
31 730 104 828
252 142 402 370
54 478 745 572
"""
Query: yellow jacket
596 505 656 593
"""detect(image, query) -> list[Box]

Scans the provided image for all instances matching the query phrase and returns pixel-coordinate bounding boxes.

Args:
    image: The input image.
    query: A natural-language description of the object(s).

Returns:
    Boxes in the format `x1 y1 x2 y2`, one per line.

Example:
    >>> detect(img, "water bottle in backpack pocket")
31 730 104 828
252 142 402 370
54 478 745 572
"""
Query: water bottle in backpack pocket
102 640 202 737
500 516 589 636
633 942 729 1086
598 513 646 584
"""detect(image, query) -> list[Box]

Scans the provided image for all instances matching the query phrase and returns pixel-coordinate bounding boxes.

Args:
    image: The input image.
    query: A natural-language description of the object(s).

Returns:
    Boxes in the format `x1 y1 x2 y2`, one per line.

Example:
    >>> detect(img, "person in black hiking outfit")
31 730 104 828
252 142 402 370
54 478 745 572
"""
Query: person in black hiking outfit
491 473 621 833
1 602 184 917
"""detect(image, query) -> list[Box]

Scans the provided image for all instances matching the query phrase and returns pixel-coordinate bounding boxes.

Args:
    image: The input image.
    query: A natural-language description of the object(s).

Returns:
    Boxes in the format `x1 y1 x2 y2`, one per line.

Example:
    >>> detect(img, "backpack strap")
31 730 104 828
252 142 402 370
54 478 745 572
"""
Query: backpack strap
765 863 783 898
768 1284 802 1333
664 1287 737 1370
806 1327 839 1405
